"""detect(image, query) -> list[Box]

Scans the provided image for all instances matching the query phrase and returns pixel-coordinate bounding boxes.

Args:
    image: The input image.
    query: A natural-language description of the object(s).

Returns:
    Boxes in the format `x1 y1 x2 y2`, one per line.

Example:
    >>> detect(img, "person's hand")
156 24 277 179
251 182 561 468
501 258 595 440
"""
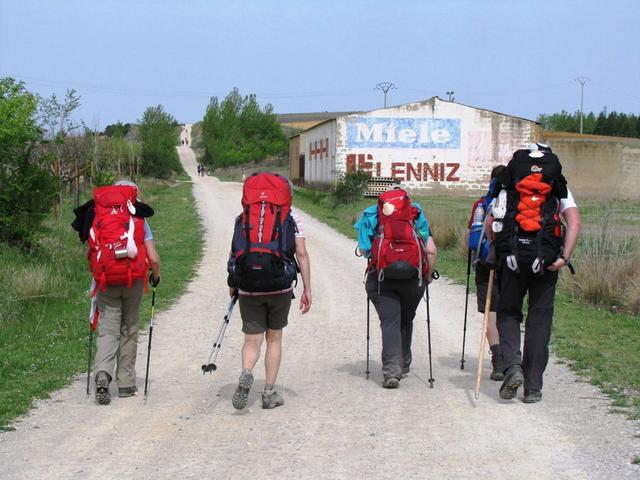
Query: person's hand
149 272 160 287
546 257 565 272
229 287 238 298
299 288 311 314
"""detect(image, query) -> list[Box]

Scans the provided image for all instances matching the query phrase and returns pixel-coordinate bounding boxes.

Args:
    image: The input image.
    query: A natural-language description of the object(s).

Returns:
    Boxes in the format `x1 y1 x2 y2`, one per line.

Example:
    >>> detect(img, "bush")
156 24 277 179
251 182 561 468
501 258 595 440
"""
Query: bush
333 171 371 205
561 225 640 314
0 77 57 249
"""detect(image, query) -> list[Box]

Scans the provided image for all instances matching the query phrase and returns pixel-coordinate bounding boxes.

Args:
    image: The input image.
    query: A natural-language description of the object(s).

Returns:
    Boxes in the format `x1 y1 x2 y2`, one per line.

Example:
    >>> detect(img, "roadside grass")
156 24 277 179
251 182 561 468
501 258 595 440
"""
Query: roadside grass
0 176 203 429
292 187 640 419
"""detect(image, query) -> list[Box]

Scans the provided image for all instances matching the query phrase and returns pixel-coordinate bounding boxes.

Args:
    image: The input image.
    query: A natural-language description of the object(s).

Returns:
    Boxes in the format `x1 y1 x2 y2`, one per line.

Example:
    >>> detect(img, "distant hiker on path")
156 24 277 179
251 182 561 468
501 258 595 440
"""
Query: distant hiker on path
466 165 506 381
227 172 311 409
355 187 437 388
73 180 161 405
490 144 580 403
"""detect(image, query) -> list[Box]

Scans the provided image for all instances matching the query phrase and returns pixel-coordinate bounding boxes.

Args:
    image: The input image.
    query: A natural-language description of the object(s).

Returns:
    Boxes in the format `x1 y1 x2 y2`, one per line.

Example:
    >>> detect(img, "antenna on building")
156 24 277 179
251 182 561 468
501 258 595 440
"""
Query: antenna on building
575 76 590 134
375 82 396 108
446 91 455 102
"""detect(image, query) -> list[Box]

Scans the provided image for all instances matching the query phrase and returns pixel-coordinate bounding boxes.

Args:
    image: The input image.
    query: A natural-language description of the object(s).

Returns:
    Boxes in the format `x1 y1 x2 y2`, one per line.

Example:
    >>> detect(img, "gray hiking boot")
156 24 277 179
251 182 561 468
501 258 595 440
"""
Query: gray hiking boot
232 370 253 410
382 377 400 389
523 389 542 404
262 390 285 409
95 371 111 405
499 365 524 400
118 386 138 398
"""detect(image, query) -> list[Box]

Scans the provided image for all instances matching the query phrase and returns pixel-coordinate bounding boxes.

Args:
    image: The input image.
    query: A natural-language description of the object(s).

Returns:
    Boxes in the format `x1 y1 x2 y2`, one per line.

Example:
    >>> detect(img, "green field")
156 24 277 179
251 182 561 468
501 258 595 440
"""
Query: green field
292 187 640 418
0 176 203 429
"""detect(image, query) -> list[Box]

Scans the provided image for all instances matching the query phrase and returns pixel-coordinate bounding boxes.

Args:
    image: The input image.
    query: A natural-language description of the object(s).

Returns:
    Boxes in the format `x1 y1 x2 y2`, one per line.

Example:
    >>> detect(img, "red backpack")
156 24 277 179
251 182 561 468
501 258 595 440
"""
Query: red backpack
227 172 298 292
88 185 148 292
369 188 427 283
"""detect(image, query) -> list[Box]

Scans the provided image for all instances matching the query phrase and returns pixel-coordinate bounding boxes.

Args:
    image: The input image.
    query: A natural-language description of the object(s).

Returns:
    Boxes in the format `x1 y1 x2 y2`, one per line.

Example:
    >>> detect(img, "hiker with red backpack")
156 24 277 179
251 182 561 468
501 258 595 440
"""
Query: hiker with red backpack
463 165 507 381
489 144 580 403
355 187 437 388
72 180 160 405
227 172 311 410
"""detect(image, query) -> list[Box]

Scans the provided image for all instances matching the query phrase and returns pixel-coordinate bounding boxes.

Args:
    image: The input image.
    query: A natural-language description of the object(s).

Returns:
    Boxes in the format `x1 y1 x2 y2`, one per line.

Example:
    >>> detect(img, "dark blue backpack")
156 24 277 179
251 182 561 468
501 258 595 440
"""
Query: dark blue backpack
467 179 498 262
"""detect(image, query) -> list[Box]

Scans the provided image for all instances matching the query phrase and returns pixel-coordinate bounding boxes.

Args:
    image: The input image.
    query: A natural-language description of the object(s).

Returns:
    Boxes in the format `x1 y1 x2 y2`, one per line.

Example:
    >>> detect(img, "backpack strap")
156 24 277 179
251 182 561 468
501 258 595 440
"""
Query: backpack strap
243 205 251 252
275 206 283 255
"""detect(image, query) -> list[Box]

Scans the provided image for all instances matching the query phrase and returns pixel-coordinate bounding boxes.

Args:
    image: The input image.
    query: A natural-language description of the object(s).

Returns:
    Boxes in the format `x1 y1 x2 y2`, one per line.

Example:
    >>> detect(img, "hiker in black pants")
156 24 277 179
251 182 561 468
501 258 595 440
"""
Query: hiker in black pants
355 189 437 388
490 144 580 403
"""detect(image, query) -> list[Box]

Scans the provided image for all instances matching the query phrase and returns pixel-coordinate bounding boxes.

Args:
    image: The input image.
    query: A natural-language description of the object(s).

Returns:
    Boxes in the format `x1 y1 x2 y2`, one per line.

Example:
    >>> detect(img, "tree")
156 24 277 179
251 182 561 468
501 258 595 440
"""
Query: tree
201 88 288 168
138 105 182 179
0 77 57 249
38 89 82 213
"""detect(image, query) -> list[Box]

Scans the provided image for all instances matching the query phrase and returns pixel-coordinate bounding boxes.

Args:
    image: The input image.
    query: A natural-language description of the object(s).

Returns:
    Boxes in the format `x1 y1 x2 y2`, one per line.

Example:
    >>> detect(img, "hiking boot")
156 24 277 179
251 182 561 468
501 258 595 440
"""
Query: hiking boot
232 370 253 410
523 389 542 404
95 371 111 405
489 344 506 381
118 386 138 398
499 365 524 400
382 377 400 389
262 390 285 409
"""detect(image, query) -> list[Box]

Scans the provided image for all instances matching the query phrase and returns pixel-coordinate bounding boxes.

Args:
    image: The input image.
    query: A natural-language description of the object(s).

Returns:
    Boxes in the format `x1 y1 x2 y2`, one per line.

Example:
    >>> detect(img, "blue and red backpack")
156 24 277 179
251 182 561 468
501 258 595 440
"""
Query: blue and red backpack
227 172 298 292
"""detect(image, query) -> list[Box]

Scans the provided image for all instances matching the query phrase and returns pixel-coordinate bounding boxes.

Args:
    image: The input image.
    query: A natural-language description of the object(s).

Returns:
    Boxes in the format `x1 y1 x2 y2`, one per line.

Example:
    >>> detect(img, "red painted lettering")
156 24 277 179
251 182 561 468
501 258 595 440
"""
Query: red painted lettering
406 163 421 181
446 163 460 182
391 162 405 180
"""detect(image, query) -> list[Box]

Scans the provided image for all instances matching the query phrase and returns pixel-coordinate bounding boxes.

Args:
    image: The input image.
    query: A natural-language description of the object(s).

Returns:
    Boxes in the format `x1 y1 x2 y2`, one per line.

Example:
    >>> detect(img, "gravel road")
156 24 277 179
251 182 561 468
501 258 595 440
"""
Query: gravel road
1 125 638 480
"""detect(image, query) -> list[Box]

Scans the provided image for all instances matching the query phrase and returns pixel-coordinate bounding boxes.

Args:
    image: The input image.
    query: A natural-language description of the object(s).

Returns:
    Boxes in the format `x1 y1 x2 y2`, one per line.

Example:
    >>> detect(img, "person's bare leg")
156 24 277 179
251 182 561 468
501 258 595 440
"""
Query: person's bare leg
233 333 264 410
264 328 282 385
486 312 499 345
242 333 264 370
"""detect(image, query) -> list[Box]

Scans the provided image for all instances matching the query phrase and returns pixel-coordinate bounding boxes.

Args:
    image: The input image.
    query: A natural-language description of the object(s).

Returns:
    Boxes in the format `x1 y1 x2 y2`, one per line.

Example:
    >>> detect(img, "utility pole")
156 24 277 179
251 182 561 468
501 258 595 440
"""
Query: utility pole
375 82 396 108
575 76 590 134
446 91 455 102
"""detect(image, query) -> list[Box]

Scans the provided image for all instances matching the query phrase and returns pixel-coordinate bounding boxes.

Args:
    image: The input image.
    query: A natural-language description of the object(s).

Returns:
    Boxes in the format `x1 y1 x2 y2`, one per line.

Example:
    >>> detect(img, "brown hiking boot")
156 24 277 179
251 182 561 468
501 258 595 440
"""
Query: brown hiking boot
499 365 524 400
95 371 111 405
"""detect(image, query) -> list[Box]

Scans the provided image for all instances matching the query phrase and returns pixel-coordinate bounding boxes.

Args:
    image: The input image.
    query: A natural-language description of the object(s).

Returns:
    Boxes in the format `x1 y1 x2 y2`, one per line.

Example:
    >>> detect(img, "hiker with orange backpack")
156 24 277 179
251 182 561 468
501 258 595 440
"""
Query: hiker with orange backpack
489 144 580 403
73 180 160 405
355 187 437 388
227 172 311 410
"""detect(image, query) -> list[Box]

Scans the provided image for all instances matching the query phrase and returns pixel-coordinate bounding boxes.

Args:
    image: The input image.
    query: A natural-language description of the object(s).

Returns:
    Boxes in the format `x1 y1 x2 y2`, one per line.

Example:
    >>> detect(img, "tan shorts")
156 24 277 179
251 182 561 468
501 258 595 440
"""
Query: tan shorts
238 292 293 334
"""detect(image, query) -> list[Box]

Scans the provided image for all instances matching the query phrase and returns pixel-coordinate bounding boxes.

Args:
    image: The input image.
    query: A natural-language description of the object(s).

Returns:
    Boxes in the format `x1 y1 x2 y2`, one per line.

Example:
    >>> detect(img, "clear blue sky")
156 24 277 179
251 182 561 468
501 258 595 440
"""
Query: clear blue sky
1 0 638 128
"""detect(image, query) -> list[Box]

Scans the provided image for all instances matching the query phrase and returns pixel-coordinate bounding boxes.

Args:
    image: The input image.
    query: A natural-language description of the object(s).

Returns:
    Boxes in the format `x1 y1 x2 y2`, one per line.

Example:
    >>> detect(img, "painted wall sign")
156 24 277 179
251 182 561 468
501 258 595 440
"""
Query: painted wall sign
346 117 461 149
346 153 461 183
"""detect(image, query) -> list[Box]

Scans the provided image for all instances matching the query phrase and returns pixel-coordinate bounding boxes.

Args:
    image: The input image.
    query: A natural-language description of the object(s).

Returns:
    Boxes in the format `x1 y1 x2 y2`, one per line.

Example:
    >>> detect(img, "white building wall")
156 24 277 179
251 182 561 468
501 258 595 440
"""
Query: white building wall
306 97 541 191
303 120 337 185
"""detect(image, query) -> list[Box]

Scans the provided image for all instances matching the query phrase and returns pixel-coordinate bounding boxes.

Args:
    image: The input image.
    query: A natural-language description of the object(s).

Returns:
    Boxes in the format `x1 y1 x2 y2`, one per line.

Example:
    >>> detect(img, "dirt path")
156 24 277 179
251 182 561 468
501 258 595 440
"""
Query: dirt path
1 124 638 479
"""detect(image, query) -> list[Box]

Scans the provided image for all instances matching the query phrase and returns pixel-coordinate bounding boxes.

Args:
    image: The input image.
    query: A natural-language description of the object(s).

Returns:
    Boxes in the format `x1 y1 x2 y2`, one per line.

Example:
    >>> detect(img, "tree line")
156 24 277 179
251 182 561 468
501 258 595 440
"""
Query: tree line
537 109 640 138
0 77 182 250
201 87 288 168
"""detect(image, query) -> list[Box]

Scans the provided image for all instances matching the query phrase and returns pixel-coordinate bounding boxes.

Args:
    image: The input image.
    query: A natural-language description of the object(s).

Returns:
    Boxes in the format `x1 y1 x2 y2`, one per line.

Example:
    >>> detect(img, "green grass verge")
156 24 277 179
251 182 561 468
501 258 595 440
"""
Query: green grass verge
0 176 203 429
292 187 640 419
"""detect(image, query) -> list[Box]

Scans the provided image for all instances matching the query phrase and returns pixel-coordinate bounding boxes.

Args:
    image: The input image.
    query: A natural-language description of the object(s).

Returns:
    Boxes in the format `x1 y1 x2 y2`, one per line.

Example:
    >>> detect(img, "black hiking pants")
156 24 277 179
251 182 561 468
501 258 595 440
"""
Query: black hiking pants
366 275 425 380
497 260 558 391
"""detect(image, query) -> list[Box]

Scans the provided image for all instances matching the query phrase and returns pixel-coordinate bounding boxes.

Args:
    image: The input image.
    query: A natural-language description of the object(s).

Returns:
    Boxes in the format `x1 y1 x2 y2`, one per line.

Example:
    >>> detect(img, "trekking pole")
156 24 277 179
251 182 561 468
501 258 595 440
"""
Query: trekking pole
425 282 435 388
474 269 495 400
201 295 238 374
143 287 157 400
86 280 97 397
460 248 472 370
366 297 371 379
86 323 92 397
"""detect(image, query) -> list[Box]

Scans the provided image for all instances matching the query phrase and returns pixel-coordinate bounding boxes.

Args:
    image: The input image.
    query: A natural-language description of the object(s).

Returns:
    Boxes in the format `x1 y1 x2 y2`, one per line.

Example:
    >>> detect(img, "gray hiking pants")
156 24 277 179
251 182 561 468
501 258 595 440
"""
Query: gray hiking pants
94 280 144 388
366 275 425 379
